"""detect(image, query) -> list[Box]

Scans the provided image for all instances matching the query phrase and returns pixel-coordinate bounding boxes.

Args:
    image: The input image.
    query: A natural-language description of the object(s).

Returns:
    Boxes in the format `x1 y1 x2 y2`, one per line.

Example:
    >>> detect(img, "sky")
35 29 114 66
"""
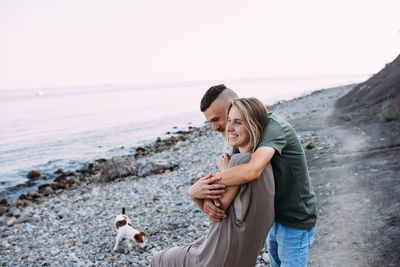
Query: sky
0 0 399 90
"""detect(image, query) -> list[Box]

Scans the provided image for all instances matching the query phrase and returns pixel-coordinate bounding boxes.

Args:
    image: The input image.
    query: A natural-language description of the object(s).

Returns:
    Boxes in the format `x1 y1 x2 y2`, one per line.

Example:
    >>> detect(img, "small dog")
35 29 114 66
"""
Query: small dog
114 207 145 251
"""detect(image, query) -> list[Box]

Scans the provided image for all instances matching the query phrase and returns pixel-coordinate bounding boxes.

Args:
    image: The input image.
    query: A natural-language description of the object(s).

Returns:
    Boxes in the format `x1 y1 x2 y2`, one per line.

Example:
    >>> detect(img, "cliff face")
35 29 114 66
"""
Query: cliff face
336 54 400 121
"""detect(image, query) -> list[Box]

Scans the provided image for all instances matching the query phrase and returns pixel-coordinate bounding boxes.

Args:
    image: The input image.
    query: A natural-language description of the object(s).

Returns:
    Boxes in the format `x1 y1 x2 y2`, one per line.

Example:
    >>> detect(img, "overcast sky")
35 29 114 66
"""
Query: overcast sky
0 0 399 89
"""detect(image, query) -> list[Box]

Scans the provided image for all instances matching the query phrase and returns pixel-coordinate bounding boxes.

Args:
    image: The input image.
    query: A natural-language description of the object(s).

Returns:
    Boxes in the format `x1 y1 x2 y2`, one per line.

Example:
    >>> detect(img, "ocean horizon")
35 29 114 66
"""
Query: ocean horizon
0 75 369 201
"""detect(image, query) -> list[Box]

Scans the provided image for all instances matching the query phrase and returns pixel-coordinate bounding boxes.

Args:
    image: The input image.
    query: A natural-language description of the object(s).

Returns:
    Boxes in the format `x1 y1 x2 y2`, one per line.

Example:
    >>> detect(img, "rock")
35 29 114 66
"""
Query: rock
115 248 124 254
32 192 43 200
54 176 67 184
8 207 21 217
22 200 31 207
54 169 64 174
136 147 147 156
53 175 71 190
14 213 32 225
26 192 33 200
18 194 27 200
7 217 16 226
262 252 270 263
305 140 315 149
27 170 41 179
32 214 41 222
69 176 80 185
42 186 54 196
15 180 36 188
0 198 8 206
24 180 36 187
38 184 55 195
191 177 200 185
137 159 178 177
14 200 26 208
0 206 7 216
96 156 137 182
38 184 51 191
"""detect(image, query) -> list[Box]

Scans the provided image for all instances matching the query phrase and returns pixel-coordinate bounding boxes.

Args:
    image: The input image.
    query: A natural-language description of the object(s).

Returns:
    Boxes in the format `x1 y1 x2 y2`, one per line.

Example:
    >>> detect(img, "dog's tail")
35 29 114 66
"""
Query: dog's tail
122 207 126 214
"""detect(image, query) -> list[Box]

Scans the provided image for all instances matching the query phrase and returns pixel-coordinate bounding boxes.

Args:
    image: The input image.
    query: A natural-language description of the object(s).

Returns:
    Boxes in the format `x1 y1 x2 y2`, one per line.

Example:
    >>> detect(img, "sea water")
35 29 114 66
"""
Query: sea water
0 75 368 199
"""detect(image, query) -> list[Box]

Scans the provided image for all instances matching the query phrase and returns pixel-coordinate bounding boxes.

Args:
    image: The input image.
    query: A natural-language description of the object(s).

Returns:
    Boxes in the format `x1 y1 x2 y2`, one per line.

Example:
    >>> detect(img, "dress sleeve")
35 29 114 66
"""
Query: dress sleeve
227 153 252 223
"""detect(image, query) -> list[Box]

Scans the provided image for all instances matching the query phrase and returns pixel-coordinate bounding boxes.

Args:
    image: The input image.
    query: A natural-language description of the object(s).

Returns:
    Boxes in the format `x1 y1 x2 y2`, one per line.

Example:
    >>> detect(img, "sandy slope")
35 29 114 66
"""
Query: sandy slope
271 84 400 266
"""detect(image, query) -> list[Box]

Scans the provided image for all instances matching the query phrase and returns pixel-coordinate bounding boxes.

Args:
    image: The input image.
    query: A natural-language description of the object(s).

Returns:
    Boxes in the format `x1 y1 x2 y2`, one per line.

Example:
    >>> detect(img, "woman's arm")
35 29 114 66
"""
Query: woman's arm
216 153 240 211
218 185 240 211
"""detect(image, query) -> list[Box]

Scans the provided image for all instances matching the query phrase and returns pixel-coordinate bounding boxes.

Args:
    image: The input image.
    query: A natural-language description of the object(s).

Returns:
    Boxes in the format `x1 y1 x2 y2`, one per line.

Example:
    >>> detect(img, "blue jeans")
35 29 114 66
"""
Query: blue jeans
267 222 316 267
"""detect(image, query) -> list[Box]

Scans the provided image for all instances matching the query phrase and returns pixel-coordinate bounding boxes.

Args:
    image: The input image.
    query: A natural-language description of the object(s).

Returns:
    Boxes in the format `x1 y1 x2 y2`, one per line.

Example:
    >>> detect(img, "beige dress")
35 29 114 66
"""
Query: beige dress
150 153 275 267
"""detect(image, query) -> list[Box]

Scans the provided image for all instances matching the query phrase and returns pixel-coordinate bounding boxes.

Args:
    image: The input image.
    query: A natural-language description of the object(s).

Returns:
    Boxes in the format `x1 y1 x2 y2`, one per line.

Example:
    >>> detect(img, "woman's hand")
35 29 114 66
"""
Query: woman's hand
203 199 226 223
217 153 231 172
188 174 226 200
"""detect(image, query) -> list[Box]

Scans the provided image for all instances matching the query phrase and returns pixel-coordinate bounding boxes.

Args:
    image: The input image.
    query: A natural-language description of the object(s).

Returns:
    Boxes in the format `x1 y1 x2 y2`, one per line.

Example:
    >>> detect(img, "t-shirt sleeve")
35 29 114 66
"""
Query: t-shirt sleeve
258 120 287 155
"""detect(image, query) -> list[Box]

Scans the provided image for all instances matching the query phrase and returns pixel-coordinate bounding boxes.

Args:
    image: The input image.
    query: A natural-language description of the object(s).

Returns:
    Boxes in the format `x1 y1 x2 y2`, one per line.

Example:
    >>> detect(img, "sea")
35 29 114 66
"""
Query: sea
0 75 369 200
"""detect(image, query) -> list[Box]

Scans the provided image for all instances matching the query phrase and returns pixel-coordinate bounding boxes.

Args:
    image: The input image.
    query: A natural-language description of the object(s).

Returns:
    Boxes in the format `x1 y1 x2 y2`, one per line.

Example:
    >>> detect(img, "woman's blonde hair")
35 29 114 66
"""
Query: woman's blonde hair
226 98 268 152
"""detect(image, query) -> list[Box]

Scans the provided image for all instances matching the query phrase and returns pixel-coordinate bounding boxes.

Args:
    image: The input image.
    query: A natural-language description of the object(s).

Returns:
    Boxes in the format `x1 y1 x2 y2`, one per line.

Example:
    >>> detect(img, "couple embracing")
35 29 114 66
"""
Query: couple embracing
151 84 317 267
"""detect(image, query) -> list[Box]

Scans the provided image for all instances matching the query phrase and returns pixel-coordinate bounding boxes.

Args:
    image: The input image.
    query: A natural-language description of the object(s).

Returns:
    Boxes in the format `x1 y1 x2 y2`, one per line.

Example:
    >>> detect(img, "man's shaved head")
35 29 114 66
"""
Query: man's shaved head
201 84 238 134
200 84 238 112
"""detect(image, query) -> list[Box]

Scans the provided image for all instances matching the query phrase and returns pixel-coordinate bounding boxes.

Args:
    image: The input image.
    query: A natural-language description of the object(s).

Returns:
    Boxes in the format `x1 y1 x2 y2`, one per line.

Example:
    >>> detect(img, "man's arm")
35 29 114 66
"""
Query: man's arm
218 146 275 186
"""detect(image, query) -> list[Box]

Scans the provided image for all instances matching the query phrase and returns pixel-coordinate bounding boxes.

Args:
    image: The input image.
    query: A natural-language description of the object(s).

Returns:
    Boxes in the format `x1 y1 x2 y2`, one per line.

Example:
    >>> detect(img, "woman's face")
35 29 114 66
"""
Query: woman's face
226 105 250 151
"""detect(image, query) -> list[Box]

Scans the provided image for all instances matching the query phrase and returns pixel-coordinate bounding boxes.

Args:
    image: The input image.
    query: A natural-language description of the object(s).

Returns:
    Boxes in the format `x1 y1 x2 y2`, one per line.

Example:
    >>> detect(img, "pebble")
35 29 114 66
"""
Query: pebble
2 127 271 266
0 85 350 266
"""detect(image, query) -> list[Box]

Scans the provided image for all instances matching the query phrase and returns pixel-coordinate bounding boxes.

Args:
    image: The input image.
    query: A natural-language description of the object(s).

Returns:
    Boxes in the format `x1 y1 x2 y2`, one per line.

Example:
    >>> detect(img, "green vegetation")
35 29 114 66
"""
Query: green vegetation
378 99 400 122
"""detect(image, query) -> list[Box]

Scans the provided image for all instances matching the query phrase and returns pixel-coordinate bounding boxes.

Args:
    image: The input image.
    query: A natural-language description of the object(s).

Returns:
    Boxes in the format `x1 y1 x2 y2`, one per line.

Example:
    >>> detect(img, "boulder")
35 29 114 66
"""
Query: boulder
68 176 80 185
14 213 32 225
136 158 178 177
38 185 54 196
27 170 41 180
32 192 43 200
14 199 29 208
8 207 22 217
96 156 137 182
43 186 54 196
52 176 69 190
54 168 64 174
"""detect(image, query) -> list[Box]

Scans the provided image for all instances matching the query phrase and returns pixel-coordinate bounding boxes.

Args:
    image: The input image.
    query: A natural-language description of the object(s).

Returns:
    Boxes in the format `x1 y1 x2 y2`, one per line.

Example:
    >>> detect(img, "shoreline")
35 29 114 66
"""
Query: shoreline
0 84 356 205
3 83 390 266
0 124 210 204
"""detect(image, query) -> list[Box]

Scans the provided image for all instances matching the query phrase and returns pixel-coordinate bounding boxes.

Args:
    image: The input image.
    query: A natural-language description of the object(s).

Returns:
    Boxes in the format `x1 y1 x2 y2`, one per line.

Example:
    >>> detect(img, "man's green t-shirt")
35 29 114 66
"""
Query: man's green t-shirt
234 112 317 230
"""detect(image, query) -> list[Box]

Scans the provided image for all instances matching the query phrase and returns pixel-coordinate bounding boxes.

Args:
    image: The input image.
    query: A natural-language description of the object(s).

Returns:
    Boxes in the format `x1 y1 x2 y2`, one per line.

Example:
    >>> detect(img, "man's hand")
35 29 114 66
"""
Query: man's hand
188 174 226 200
203 199 226 223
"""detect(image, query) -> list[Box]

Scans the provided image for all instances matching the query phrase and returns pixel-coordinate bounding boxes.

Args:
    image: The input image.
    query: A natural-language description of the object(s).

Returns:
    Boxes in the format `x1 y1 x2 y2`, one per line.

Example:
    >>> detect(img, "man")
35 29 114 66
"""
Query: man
189 84 317 267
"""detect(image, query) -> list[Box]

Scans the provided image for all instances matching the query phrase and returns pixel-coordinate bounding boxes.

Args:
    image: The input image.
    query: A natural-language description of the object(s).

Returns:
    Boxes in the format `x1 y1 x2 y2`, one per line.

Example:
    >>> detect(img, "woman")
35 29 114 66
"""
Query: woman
151 98 275 267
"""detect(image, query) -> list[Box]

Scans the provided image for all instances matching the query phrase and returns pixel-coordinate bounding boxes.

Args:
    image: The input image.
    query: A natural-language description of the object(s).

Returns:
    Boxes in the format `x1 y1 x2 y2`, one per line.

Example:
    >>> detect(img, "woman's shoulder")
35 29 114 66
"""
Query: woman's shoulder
229 153 252 166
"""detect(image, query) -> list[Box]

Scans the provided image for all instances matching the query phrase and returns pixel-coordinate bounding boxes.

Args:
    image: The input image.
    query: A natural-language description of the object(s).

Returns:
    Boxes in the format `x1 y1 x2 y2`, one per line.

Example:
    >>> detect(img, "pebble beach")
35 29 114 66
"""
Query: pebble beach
0 84 355 266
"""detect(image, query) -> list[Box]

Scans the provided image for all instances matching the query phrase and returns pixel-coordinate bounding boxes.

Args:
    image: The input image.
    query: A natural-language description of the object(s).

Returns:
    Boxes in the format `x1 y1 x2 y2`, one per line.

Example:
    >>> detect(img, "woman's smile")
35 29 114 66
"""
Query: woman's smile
227 105 250 152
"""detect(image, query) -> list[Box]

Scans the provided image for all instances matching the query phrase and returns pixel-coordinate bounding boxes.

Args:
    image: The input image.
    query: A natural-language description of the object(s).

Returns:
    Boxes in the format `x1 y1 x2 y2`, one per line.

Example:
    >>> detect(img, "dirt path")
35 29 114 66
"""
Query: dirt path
271 86 400 266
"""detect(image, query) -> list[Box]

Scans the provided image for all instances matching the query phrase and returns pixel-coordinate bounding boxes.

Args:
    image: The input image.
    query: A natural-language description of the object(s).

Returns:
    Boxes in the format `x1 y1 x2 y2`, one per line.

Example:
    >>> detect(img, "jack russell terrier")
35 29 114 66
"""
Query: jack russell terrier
114 207 145 251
